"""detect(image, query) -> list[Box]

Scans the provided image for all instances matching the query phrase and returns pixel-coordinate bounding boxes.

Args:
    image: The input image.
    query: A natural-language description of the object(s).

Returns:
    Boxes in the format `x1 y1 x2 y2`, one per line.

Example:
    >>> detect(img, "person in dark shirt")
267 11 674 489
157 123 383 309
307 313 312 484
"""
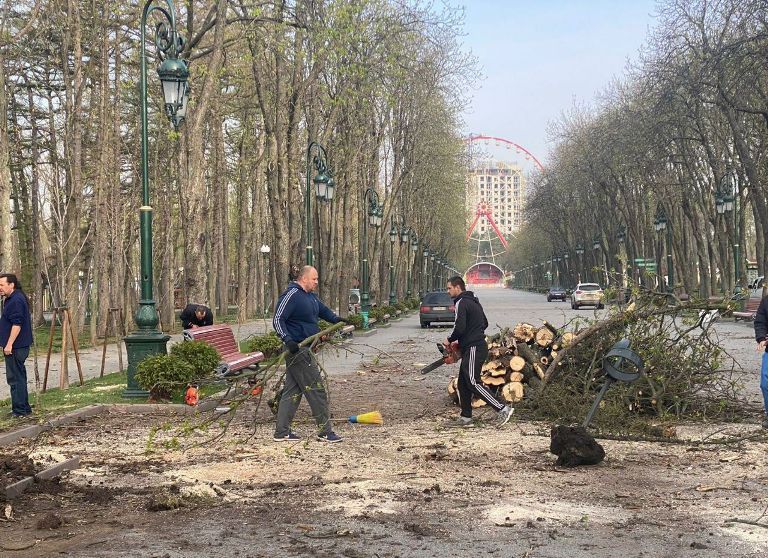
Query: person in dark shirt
179 303 213 330
272 265 345 443
0 273 33 417
753 295 768 428
443 275 513 428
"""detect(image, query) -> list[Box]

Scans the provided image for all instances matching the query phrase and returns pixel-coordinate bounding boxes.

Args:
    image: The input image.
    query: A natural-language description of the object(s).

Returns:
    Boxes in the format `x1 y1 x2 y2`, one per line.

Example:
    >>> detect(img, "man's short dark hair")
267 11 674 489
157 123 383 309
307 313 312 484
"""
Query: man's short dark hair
0 273 20 290
447 275 465 291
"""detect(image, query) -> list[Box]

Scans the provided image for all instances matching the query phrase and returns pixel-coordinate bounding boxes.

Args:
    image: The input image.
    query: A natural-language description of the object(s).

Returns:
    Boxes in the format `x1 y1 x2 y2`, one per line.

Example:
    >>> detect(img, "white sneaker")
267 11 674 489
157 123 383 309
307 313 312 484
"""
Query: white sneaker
496 405 514 427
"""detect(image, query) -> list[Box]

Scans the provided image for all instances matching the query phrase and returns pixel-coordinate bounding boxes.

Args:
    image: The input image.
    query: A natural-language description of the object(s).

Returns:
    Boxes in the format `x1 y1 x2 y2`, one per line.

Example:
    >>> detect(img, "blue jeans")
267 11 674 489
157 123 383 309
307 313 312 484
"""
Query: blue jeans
5 346 32 415
761 352 768 416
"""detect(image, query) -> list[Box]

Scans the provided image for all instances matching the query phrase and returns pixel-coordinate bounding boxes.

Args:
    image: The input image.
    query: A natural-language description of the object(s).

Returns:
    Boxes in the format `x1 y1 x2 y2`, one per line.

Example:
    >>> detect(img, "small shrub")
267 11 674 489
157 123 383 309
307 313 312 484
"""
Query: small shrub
170 340 220 377
242 331 284 359
344 314 364 329
136 354 196 400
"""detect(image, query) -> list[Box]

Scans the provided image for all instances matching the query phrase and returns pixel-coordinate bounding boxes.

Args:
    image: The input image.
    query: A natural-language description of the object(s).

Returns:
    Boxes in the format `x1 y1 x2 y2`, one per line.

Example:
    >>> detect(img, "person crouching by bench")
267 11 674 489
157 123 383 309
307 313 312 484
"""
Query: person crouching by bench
272 265 347 443
180 303 213 330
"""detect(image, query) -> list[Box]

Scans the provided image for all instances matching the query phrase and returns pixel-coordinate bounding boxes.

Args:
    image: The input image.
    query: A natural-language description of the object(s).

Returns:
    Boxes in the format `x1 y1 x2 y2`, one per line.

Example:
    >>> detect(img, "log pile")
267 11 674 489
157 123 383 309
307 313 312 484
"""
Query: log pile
448 321 574 408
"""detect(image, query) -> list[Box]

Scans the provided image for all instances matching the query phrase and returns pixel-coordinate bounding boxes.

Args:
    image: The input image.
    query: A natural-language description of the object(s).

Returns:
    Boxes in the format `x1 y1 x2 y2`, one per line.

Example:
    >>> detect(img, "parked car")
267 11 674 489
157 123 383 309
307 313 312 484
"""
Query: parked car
547 286 567 302
419 291 455 328
571 283 605 309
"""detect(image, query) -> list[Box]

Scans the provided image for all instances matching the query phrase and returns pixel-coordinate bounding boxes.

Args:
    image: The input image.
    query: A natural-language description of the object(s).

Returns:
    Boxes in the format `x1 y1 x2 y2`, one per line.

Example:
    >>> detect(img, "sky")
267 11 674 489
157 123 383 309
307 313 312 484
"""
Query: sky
460 0 660 166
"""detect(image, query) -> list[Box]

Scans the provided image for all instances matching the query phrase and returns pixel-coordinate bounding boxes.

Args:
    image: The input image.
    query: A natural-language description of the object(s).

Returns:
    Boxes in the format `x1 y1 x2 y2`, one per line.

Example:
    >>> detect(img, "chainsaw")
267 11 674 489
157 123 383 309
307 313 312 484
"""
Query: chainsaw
420 341 461 374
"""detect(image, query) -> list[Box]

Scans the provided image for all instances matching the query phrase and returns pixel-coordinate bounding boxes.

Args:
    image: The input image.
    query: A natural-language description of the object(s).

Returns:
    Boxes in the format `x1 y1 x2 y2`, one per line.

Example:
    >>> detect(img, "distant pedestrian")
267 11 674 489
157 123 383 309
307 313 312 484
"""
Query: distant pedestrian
272 265 346 443
753 295 768 428
0 273 34 417
442 275 514 428
180 303 213 330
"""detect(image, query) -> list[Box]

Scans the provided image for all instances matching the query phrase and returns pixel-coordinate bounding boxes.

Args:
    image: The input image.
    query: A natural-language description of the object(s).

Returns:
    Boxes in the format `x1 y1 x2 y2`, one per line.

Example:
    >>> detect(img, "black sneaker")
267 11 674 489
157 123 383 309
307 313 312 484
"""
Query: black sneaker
273 432 301 442
317 432 343 443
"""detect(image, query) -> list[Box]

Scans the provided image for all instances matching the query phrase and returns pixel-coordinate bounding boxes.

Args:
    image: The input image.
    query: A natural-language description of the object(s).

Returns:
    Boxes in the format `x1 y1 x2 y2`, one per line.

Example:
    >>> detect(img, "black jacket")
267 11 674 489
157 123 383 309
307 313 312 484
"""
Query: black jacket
180 304 214 329
447 290 488 350
754 296 768 347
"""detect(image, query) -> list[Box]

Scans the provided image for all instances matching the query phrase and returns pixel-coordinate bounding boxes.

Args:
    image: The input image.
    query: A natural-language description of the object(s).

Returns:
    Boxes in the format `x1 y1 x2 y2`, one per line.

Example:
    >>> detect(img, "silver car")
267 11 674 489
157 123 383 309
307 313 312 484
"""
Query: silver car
571 283 604 309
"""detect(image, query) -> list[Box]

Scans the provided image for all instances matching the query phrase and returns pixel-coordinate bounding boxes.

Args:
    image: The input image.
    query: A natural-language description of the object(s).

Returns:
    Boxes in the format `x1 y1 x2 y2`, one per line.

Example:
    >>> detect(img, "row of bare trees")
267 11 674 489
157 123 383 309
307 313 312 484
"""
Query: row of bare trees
509 0 767 297
0 0 473 341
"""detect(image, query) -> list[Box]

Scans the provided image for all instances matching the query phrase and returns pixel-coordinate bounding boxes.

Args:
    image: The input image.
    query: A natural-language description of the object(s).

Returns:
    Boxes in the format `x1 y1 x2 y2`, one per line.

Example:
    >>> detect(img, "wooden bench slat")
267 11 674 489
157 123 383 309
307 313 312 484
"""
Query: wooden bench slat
183 325 264 372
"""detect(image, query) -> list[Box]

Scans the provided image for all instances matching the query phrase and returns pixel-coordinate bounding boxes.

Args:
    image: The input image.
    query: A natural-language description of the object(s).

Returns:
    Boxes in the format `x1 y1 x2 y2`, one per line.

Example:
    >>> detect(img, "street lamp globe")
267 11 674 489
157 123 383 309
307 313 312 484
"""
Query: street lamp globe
260 244 270 256
157 57 189 120
325 177 336 201
389 222 398 244
313 169 330 199
576 245 584 256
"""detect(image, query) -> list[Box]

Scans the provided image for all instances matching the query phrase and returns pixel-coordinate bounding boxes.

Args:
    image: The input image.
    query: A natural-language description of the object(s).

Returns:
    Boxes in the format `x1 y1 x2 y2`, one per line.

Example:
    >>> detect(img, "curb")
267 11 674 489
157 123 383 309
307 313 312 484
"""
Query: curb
4 456 81 500
353 329 379 337
0 399 221 448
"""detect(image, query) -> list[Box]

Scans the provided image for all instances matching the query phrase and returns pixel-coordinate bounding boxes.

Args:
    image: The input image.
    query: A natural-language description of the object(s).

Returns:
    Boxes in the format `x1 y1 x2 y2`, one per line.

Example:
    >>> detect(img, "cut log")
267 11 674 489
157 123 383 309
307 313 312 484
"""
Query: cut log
509 372 524 383
534 327 555 347
447 377 460 404
540 356 549 366
541 320 559 336
482 359 502 372
482 375 506 386
501 382 524 403
516 342 539 365
489 366 507 377
508 355 526 372
512 323 536 342
532 363 545 380
471 397 488 408
560 332 575 347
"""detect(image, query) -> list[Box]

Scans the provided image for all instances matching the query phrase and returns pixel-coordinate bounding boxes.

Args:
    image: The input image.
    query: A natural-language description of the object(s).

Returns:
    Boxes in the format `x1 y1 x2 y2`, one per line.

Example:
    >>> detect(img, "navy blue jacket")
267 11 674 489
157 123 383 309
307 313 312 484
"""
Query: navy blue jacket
273 282 340 344
0 290 33 348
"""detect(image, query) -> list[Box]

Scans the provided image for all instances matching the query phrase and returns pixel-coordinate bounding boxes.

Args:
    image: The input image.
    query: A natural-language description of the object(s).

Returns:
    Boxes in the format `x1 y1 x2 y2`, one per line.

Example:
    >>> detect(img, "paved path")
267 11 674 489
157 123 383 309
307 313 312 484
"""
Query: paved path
1 288 762 407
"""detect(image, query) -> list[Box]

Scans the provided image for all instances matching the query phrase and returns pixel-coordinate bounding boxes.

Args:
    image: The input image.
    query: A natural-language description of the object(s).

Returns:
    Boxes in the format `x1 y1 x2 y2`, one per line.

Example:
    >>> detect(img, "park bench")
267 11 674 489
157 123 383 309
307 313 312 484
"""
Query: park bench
733 293 763 322
183 324 264 376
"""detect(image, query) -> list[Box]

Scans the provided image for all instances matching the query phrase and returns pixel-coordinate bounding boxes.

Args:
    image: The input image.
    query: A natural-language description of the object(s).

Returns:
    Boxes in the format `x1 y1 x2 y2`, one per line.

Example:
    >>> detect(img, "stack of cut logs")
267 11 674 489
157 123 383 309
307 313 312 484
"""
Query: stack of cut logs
447 321 575 408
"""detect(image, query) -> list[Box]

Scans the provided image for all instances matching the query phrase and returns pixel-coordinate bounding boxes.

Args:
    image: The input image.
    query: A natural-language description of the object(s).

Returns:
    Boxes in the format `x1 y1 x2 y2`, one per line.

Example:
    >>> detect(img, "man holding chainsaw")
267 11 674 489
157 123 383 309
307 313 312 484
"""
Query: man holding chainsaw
272 265 346 443
443 276 514 428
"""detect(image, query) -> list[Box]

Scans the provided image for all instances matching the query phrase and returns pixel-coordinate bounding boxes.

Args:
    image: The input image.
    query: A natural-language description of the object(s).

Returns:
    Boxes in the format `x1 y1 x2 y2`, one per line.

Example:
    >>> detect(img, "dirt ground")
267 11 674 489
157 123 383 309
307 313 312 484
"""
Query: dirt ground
2 333 768 557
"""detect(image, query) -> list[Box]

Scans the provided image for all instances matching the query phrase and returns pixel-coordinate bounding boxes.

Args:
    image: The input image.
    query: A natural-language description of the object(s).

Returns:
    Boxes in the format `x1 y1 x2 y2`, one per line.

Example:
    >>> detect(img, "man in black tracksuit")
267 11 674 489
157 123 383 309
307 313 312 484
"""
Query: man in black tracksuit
444 275 513 428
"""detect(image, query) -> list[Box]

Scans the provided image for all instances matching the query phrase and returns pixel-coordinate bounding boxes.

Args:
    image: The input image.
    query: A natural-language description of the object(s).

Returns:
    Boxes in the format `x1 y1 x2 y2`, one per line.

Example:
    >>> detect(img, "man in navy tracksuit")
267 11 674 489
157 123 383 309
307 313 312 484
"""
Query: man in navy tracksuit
0 274 34 417
753 294 768 428
444 275 513 428
272 265 345 442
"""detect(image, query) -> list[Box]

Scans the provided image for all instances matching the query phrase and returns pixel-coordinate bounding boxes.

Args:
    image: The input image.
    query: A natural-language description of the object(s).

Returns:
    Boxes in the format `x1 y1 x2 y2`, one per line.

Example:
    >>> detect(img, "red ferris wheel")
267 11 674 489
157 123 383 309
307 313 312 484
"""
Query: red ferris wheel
465 134 545 172
463 134 543 283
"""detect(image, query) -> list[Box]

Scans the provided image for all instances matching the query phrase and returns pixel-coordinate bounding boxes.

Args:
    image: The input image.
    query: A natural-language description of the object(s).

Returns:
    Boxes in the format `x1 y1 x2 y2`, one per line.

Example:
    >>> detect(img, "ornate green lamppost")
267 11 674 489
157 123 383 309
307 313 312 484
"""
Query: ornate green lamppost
260 244 271 317
304 142 335 266
617 225 627 288
360 188 382 327
421 245 430 298
654 205 673 292
575 244 584 283
715 164 740 292
406 231 417 299
124 0 189 398
388 217 398 305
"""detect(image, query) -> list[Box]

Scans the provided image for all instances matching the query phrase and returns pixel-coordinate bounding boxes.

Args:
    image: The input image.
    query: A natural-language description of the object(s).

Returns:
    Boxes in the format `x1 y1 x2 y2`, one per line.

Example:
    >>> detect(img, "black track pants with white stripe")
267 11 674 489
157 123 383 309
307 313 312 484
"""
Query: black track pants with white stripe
457 342 505 417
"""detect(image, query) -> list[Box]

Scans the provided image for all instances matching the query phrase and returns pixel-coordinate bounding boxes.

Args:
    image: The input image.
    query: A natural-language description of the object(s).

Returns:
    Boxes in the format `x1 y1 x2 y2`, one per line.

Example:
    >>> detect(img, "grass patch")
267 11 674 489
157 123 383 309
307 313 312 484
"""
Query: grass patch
32 324 100 355
0 371 226 432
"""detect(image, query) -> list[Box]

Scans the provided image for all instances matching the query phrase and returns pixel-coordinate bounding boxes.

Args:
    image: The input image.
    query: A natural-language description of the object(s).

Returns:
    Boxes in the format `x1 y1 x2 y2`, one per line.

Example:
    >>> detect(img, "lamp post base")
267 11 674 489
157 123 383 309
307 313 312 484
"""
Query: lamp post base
123 330 171 398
